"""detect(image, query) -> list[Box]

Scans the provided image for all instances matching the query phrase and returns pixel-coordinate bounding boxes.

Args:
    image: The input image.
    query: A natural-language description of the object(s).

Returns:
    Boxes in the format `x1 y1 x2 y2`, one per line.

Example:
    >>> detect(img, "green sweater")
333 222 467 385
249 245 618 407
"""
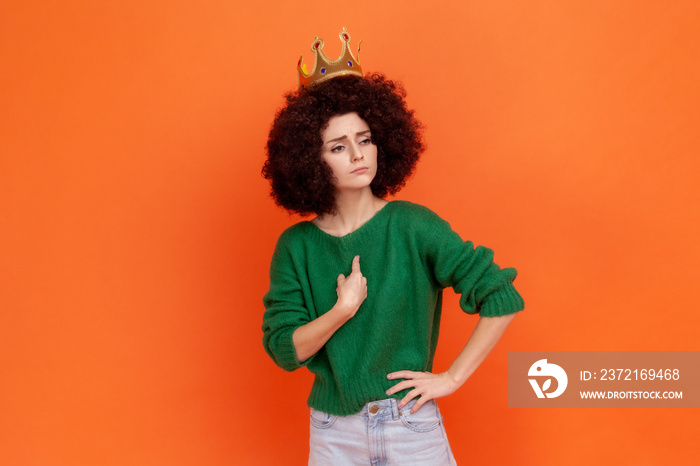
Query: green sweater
262 201 524 415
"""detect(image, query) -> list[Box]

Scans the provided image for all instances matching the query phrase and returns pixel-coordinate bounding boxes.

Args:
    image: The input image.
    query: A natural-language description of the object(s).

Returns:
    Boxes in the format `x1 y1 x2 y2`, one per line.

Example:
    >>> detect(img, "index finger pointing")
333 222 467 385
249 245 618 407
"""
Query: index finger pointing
351 255 361 274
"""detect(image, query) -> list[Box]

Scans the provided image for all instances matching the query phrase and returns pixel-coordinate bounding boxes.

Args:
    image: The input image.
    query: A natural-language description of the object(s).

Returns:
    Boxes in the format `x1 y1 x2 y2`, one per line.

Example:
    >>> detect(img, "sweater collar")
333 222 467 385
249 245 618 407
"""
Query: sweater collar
305 200 395 244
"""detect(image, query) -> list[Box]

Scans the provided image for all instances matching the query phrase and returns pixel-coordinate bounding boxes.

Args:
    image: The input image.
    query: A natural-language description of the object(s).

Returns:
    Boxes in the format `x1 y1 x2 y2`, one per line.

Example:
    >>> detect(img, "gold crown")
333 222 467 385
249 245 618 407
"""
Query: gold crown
297 27 362 89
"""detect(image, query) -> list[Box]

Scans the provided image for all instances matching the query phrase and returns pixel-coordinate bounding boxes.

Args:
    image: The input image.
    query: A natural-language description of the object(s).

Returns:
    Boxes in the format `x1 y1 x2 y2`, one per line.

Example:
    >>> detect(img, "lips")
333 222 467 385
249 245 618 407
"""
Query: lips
351 167 369 174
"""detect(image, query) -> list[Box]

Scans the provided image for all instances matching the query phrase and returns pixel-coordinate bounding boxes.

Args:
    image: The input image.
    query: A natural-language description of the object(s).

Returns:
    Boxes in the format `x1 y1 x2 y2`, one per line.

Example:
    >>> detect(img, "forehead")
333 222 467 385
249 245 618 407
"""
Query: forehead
322 112 370 141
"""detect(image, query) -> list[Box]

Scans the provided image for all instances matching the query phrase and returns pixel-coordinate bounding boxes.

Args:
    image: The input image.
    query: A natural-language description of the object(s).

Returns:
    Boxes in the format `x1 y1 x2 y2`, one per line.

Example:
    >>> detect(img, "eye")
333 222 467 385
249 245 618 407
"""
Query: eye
330 145 344 153
359 138 372 145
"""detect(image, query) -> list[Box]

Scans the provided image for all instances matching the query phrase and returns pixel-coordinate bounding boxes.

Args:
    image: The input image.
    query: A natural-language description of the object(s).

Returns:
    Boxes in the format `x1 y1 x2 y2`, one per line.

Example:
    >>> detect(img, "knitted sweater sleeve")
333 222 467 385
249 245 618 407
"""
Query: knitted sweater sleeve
424 212 524 317
261 232 313 372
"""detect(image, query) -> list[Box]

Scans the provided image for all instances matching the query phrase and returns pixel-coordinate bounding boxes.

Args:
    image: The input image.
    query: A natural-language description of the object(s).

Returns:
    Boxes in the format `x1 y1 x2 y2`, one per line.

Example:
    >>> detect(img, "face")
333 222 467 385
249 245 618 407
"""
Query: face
320 112 378 192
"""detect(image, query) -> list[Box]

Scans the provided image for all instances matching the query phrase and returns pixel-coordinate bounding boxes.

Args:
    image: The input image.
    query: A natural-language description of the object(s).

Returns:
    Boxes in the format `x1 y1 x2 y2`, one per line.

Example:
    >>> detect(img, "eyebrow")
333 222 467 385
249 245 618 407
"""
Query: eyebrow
324 130 371 145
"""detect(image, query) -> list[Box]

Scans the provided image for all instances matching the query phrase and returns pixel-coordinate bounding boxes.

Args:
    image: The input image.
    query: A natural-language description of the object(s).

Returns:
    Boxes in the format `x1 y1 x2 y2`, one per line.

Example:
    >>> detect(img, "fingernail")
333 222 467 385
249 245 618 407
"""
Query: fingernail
385 390 390 395
387 374 392 379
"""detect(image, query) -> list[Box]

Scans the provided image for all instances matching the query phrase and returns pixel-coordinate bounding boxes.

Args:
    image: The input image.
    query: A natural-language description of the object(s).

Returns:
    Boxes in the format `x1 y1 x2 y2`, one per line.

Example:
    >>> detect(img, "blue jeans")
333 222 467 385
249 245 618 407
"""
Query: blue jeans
309 398 457 465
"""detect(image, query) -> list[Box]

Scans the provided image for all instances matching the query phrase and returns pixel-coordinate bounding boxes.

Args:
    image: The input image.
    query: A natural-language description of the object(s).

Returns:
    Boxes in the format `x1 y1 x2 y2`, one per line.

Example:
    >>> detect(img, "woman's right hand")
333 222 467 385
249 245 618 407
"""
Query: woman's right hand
335 255 367 318
291 255 368 363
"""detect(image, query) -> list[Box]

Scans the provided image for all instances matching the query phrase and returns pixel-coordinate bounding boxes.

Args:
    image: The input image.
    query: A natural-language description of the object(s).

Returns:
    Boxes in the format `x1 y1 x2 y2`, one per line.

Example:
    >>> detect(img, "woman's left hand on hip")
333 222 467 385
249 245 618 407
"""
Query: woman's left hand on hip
385 370 461 413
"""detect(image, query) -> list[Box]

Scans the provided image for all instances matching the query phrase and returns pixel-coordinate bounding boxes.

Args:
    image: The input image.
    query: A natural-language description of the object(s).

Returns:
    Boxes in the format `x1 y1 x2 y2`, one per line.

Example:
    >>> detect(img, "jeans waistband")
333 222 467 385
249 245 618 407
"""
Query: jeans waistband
357 398 429 420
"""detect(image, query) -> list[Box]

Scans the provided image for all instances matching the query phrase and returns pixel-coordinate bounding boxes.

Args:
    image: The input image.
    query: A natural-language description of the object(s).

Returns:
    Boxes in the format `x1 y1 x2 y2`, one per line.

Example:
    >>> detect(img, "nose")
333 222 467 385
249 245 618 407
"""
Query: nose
350 142 364 162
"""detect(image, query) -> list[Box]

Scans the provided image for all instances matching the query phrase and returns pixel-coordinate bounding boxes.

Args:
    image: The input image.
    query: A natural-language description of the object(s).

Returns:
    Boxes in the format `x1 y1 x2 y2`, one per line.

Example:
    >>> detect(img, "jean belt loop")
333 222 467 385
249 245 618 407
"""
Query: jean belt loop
390 398 399 420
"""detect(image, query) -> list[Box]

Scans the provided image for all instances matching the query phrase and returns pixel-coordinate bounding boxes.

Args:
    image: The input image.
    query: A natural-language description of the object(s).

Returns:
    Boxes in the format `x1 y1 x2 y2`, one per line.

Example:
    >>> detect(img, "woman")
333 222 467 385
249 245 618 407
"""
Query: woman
262 30 524 465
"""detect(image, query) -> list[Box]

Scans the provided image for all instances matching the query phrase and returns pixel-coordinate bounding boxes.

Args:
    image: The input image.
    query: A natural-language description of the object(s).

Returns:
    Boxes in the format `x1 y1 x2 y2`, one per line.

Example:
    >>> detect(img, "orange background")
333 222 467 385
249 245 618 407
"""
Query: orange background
1 1 698 465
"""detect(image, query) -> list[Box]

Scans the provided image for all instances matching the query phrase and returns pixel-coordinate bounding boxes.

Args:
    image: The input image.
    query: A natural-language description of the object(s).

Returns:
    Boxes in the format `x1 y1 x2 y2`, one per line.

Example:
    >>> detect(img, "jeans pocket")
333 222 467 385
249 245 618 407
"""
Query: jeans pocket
310 408 338 429
399 402 441 433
